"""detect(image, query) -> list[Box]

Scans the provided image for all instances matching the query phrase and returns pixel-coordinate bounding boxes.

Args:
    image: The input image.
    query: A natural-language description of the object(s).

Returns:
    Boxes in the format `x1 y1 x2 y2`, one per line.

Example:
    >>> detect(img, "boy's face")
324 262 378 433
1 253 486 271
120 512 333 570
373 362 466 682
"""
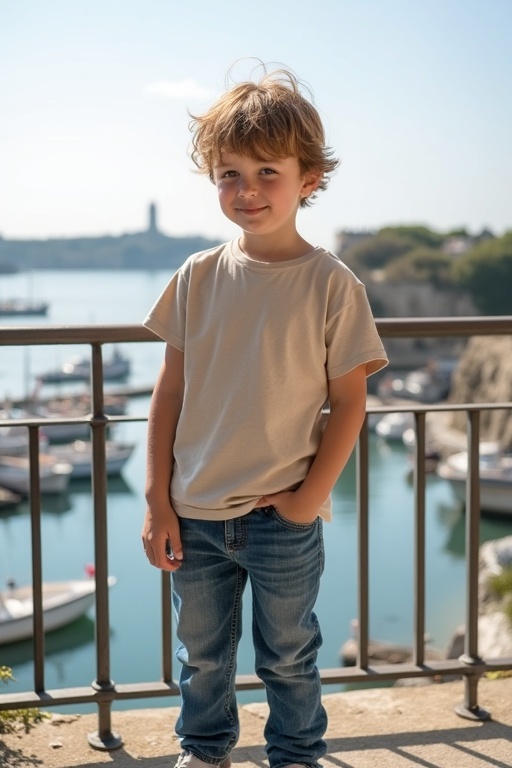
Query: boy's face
213 152 320 239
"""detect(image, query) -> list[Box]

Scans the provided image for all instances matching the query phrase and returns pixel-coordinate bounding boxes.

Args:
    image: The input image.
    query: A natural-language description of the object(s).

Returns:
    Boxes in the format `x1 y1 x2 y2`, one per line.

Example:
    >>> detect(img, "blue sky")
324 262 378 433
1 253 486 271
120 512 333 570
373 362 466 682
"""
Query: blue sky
1 0 511 252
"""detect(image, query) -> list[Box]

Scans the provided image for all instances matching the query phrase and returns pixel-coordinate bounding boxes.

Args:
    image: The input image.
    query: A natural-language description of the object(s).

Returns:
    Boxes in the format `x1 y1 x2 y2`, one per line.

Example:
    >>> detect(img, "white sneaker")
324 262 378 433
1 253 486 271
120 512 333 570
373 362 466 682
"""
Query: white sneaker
174 751 231 768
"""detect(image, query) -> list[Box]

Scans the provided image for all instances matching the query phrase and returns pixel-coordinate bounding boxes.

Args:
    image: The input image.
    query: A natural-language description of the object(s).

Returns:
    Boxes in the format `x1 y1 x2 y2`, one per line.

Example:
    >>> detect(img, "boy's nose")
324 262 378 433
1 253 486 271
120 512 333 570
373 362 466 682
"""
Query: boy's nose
237 178 258 197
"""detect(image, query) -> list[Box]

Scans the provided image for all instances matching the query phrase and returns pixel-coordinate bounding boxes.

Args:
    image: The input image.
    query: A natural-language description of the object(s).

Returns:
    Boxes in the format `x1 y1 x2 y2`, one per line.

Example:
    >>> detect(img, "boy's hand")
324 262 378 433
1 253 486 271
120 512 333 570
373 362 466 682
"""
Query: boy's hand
141 503 183 571
261 491 319 525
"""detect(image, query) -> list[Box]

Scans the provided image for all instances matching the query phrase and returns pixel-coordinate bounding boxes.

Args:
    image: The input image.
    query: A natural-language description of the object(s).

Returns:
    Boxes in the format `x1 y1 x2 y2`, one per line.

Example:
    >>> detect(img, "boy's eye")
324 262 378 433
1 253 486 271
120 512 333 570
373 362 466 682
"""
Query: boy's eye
220 170 238 178
260 168 276 175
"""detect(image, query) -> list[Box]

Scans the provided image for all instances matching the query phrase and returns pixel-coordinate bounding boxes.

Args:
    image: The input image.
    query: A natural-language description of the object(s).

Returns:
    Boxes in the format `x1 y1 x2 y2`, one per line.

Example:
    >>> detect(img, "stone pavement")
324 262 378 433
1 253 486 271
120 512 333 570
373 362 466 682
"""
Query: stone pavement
1 678 511 768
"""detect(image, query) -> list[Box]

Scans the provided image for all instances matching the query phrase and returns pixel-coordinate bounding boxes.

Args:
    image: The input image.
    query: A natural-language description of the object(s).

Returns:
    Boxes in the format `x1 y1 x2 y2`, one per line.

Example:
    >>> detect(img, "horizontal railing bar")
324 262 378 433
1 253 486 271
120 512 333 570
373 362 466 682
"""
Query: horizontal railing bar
2 401 511 432
3 656 512 711
1 316 512 346
0 415 148 429
376 316 512 337
0 325 157 345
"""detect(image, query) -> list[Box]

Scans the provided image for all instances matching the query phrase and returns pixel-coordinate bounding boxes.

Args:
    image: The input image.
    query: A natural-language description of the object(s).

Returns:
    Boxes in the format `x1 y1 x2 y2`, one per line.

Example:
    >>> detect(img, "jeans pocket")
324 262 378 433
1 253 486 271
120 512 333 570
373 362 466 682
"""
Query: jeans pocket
271 506 319 531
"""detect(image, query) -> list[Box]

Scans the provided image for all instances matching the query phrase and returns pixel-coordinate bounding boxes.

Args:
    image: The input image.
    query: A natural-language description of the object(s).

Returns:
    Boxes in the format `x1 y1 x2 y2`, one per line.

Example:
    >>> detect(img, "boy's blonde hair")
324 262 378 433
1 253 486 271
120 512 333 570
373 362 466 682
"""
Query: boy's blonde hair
189 67 339 207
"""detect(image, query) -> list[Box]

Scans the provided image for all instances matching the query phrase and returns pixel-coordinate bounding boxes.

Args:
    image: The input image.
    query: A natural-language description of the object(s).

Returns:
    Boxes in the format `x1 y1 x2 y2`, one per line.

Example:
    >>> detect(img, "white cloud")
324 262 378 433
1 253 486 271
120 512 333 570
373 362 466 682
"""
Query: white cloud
145 78 215 101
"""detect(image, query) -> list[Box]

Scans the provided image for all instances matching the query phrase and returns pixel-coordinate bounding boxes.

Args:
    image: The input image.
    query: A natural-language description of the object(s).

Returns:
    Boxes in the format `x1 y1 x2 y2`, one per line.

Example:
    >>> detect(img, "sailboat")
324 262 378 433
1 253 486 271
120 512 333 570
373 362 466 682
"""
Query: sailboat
0 271 49 316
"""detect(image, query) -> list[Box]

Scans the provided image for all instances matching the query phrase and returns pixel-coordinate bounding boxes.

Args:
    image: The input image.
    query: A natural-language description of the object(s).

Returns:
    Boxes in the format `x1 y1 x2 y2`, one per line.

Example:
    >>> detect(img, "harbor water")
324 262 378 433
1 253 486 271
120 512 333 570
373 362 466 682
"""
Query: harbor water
1 269 512 711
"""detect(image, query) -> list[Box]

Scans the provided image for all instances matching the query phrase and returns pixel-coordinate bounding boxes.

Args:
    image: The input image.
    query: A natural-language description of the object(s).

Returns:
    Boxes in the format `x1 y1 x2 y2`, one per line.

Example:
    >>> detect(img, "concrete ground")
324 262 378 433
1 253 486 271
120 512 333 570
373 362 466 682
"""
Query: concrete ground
2 678 511 768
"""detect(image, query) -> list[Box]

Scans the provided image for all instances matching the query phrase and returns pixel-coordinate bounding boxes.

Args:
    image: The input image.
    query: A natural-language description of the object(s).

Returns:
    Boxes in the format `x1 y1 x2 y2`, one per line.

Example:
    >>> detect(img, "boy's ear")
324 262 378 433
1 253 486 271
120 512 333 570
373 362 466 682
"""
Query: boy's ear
300 170 322 198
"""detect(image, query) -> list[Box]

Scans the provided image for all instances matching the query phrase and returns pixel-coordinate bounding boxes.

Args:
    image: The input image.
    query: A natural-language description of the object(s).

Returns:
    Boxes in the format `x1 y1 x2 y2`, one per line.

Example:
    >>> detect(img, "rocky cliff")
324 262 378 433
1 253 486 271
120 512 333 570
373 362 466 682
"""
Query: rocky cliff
449 336 512 450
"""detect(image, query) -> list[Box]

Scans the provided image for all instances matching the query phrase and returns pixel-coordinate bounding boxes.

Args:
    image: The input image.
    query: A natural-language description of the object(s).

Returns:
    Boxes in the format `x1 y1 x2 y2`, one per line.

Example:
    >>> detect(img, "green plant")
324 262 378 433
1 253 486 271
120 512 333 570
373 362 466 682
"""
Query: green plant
486 669 512 680
453 232 512 314
488 567 512 625
0 665 49 733
0 665 15 684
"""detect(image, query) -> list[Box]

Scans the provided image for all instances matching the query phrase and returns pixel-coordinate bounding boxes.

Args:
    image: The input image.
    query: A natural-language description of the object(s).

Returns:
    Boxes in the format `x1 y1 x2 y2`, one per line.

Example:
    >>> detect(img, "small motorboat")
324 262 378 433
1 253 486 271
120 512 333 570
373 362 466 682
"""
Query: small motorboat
436 442 512 515
375 411 415 441
0 486 21 509
46 439 136 479
38 348 131 384
402 427 442 473
0 575 116 645
377 361 456 404
0 421 30 455
0 454 72 495
0 299 49 317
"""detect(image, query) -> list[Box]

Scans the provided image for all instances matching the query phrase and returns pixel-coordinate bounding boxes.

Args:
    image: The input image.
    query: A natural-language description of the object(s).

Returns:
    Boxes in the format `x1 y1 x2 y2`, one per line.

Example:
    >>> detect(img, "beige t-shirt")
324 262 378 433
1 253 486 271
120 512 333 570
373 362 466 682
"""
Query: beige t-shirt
144 240 388 522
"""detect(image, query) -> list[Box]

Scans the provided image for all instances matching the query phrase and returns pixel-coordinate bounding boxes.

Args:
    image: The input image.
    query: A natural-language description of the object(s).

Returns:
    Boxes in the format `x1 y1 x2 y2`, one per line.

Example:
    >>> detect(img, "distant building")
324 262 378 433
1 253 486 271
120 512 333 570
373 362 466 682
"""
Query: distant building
441 236 472 256
335 229 375 255
148 202 158 234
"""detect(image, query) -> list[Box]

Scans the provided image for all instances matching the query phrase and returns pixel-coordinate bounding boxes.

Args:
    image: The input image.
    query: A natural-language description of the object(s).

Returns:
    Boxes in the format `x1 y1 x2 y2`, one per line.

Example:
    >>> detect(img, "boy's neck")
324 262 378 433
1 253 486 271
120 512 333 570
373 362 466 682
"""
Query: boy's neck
238 232 315 263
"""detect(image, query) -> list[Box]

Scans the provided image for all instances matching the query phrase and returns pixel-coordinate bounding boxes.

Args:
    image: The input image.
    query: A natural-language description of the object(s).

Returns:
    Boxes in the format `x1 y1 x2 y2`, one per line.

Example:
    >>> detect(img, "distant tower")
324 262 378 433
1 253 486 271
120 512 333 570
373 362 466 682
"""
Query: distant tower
148 202 158 234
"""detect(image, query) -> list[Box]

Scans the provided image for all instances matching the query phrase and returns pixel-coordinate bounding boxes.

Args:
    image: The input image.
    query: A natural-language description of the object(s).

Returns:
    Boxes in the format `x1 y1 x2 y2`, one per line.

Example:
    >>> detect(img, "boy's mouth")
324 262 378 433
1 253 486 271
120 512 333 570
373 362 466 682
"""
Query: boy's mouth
237 206 267 215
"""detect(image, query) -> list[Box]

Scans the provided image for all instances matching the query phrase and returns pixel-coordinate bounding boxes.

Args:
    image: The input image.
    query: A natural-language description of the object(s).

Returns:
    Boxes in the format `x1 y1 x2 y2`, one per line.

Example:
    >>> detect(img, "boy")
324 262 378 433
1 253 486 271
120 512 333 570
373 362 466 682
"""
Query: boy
142 67 388 768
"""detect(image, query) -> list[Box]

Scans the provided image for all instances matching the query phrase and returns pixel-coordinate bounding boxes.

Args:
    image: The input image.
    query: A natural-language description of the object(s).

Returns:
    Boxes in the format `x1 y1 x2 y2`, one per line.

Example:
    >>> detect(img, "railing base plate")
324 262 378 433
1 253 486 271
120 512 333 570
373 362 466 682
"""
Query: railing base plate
88 730 123 750
454 703 491 722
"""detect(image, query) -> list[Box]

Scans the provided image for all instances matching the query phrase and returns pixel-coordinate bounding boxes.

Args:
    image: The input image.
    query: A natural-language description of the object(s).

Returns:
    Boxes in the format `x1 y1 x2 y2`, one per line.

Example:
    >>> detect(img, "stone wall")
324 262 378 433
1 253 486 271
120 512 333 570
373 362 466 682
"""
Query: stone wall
449 336 512 450
365 279 476 370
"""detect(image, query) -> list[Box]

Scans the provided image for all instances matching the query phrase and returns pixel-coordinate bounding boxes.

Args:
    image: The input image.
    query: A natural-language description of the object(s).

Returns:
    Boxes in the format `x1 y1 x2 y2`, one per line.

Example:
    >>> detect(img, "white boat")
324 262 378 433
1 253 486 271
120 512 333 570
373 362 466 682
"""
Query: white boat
375 411 414 441
46 440 136 479
0 299 49 317
0 454 72 495
0 576 116 645
0 486 21 508
436 442 512 515
20 395 126 443
377 361 456 404
402 427 442 473
38 348 131 384
0 422 30 455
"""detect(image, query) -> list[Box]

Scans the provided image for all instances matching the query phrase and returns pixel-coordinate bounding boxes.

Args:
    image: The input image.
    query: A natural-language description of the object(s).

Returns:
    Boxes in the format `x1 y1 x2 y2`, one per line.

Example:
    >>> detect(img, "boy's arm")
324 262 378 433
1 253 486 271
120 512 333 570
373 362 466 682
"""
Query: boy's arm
263 363 367 523
142 343 185 571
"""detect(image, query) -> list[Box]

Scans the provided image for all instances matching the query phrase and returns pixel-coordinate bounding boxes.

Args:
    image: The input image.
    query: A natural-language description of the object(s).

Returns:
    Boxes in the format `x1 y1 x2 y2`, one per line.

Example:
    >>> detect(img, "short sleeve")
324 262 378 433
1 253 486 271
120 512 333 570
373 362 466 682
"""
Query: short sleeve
143 266 189 350
325 283 388 379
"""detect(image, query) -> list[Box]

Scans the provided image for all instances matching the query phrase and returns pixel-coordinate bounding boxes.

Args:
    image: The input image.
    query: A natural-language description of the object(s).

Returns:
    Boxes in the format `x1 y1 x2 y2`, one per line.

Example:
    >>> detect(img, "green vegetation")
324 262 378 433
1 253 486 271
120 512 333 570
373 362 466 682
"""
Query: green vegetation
385 247 454 287
486 670 512 680
453 231 512 314
342 232 414 271
488 566 512 625
342 225 512 315
0 666 48 732
379 225 445 249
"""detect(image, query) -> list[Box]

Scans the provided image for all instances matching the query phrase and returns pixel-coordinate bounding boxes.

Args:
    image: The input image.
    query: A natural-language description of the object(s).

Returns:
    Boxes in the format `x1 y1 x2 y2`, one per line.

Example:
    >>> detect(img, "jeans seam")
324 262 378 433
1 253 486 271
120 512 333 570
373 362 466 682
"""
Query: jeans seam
223 563 244 733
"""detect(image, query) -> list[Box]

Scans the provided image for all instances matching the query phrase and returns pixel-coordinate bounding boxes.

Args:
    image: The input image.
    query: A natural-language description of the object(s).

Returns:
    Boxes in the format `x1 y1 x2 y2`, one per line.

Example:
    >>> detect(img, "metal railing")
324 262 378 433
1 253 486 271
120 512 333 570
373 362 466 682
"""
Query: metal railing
1 317 512 749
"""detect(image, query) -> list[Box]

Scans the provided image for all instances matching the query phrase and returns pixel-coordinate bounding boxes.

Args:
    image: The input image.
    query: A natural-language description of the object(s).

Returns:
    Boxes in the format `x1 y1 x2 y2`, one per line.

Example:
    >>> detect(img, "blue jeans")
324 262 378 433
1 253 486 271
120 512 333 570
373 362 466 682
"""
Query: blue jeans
171 507 327 768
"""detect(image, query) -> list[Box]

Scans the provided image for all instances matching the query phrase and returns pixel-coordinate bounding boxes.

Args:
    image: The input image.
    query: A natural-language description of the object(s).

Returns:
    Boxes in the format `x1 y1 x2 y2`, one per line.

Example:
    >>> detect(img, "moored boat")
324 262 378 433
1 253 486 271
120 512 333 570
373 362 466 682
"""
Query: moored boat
38 348 131 384
0 299 49 317
0 454 72 495
46 439 136 479
0 576 116 645
0 486 21 509
436 442 512 515
375 411 415 441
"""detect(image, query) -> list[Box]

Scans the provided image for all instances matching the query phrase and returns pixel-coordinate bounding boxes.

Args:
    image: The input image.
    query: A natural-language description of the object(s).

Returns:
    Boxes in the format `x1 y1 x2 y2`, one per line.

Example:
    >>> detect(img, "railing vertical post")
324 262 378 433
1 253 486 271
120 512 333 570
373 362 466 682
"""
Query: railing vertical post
413 411 426 666
87 343 123 750
455 408 490 721
161 571 173 682
356 416 370 668
28 425 45 692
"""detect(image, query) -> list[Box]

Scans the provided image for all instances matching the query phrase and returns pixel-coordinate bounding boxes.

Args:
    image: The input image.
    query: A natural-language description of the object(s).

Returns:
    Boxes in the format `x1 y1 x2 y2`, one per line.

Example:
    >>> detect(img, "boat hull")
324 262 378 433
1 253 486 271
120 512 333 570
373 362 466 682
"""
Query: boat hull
437 449 512 515
0 455 72 495
48 441 135 479
0 577 116 645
